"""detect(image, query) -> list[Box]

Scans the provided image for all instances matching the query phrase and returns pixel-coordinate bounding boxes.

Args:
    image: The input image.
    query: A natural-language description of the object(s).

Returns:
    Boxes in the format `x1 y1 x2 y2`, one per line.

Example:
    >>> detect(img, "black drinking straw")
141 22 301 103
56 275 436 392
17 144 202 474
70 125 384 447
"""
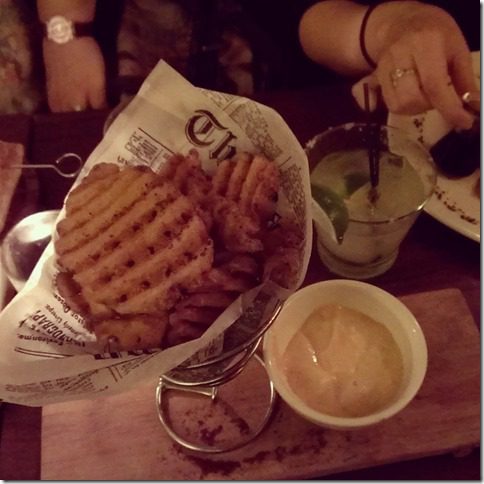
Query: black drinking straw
364 83 380 189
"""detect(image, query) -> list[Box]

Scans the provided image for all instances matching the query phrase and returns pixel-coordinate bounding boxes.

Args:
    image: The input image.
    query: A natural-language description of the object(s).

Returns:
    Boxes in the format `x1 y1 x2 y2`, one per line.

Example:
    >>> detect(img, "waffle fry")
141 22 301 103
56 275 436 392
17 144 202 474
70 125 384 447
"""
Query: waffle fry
166 252 261 346
213 152 279 222
93 315 168 352
210 152 280 253
261 218 304 288
55 163 214 350
55 150 301 351
158 149 213 230
211 196 263 253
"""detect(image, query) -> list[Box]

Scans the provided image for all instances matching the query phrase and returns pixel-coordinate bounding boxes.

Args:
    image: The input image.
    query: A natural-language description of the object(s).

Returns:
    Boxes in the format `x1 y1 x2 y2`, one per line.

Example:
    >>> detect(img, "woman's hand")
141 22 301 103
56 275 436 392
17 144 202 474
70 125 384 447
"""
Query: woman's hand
352 2 476 130
42 36 107 112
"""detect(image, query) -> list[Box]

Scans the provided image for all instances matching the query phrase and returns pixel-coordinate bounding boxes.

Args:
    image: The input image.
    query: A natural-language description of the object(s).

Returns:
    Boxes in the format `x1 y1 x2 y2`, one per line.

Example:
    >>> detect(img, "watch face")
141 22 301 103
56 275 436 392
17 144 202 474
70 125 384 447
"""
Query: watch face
46 16 74 44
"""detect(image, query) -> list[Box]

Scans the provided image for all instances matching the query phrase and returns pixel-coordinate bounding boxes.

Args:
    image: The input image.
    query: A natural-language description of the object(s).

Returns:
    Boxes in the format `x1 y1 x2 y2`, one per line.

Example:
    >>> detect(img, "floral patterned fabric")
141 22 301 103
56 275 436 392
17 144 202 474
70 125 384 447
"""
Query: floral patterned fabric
0 0 42 113
0 0 478 114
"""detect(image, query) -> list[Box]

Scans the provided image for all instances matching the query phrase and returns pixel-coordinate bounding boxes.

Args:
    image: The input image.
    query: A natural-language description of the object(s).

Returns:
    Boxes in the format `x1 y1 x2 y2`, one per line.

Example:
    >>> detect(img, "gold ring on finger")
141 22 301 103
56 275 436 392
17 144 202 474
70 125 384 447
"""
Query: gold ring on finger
390 68 417 88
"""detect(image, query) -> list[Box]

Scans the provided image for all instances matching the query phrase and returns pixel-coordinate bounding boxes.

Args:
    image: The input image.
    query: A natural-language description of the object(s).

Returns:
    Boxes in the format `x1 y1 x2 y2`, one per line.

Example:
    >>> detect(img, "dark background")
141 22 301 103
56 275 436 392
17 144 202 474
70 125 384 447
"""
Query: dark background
27 0 480 107
92 0 480 99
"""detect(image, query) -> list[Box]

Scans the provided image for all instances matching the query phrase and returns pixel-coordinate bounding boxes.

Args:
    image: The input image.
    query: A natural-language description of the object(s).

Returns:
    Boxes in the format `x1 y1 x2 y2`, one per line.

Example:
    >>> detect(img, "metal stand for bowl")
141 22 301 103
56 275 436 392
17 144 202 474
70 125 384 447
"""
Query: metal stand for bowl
155 298 283 453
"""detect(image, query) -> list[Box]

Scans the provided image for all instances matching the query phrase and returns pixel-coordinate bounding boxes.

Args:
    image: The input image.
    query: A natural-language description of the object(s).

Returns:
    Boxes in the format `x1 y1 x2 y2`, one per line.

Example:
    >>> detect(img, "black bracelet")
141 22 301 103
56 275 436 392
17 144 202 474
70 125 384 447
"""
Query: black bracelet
359 3 379 69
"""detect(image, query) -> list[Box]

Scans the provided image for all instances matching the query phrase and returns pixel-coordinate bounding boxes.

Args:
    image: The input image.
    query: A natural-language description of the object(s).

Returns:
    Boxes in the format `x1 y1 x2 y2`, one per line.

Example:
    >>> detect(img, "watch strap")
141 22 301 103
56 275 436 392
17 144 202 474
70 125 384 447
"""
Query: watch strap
73 21 94 37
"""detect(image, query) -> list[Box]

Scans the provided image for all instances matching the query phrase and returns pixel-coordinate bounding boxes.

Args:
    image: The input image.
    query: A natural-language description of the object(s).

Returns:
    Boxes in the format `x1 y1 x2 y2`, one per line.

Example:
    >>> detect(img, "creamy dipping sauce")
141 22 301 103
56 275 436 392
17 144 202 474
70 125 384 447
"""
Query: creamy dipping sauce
282 304 404 418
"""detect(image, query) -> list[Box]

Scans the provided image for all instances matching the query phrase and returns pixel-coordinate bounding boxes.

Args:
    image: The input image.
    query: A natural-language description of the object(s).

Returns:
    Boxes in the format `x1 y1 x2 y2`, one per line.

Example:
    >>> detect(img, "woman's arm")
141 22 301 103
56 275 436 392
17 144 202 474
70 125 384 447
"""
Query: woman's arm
37 0 107 112
37 0 96 22
299 0 370 75
299 0 476 129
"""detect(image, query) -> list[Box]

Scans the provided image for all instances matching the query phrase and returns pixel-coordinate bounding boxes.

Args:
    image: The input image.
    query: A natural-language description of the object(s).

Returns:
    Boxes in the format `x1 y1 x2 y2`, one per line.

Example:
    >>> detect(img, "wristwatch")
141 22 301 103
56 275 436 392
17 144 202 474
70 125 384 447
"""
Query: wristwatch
44 15 94 44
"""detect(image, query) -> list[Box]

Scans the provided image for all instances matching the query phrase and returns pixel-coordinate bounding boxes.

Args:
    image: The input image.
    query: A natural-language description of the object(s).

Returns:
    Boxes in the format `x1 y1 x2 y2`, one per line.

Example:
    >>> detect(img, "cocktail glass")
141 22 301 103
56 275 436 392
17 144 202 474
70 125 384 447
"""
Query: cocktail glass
307 122 436 280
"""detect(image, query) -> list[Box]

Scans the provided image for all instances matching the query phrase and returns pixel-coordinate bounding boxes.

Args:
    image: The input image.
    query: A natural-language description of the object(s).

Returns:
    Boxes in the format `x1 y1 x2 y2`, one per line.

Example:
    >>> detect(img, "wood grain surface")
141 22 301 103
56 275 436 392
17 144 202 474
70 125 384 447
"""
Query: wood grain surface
40 287 480 480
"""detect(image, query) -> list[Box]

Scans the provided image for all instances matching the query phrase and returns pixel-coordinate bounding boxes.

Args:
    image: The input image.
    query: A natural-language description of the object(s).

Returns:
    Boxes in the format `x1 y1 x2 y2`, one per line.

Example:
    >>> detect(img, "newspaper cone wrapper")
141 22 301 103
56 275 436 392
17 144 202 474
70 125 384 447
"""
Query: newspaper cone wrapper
0 61 312 406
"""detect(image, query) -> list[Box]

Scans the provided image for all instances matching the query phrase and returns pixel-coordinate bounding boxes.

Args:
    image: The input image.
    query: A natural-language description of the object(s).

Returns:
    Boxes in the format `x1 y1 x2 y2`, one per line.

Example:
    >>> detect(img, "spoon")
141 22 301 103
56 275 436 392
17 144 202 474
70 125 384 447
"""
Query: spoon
1 210 60 292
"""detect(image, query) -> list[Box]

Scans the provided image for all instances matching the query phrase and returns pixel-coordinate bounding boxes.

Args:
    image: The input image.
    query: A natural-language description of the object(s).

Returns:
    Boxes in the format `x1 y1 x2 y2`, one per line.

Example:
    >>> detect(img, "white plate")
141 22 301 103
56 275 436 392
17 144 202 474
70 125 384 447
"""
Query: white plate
388 51 480 243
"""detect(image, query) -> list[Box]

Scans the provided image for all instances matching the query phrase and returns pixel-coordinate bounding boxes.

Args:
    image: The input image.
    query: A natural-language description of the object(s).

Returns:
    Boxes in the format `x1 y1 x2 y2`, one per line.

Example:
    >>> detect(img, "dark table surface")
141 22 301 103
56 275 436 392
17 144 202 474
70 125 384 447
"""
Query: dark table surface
0 82 480 480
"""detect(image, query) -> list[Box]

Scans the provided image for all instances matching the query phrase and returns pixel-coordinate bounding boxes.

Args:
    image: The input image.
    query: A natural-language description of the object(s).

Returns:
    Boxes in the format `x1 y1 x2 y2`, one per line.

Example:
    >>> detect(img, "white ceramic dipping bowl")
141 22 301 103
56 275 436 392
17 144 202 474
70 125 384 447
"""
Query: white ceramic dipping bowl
263 279 428 430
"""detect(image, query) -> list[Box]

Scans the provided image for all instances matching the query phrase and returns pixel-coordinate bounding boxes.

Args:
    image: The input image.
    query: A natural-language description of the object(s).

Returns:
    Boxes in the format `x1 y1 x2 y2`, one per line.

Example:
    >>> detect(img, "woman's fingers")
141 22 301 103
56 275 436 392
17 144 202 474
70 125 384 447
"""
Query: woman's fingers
413 35 474 129
377 48 431 115
352 55 432 116
88 83 107 111
66 93 89 112
352 30 476 130
43 38 107 113
450 49 478 98
47 85 89 112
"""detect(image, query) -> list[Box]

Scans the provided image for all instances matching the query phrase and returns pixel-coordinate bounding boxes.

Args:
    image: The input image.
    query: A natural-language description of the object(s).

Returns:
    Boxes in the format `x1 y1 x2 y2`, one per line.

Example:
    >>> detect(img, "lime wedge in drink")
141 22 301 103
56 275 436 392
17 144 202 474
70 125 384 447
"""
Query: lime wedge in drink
311 184 349 241
311 151 369 198
311 153 349 197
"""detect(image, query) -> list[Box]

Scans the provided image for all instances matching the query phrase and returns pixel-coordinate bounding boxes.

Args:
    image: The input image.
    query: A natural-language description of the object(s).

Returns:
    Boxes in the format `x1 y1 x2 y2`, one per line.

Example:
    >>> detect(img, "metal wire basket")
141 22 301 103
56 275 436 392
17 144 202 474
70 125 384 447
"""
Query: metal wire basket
156 289 284 453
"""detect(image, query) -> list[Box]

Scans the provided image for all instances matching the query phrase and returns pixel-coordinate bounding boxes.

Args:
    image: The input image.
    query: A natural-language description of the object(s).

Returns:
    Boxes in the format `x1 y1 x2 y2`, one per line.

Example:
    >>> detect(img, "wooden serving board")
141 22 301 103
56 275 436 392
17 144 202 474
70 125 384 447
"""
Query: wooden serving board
41 288 480 480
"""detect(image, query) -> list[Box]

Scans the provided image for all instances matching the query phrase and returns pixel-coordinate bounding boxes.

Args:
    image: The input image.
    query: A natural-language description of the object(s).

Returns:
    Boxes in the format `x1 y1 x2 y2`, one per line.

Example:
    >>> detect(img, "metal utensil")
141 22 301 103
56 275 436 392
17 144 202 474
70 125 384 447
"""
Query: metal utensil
11 153 83 178
1 210 59 292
